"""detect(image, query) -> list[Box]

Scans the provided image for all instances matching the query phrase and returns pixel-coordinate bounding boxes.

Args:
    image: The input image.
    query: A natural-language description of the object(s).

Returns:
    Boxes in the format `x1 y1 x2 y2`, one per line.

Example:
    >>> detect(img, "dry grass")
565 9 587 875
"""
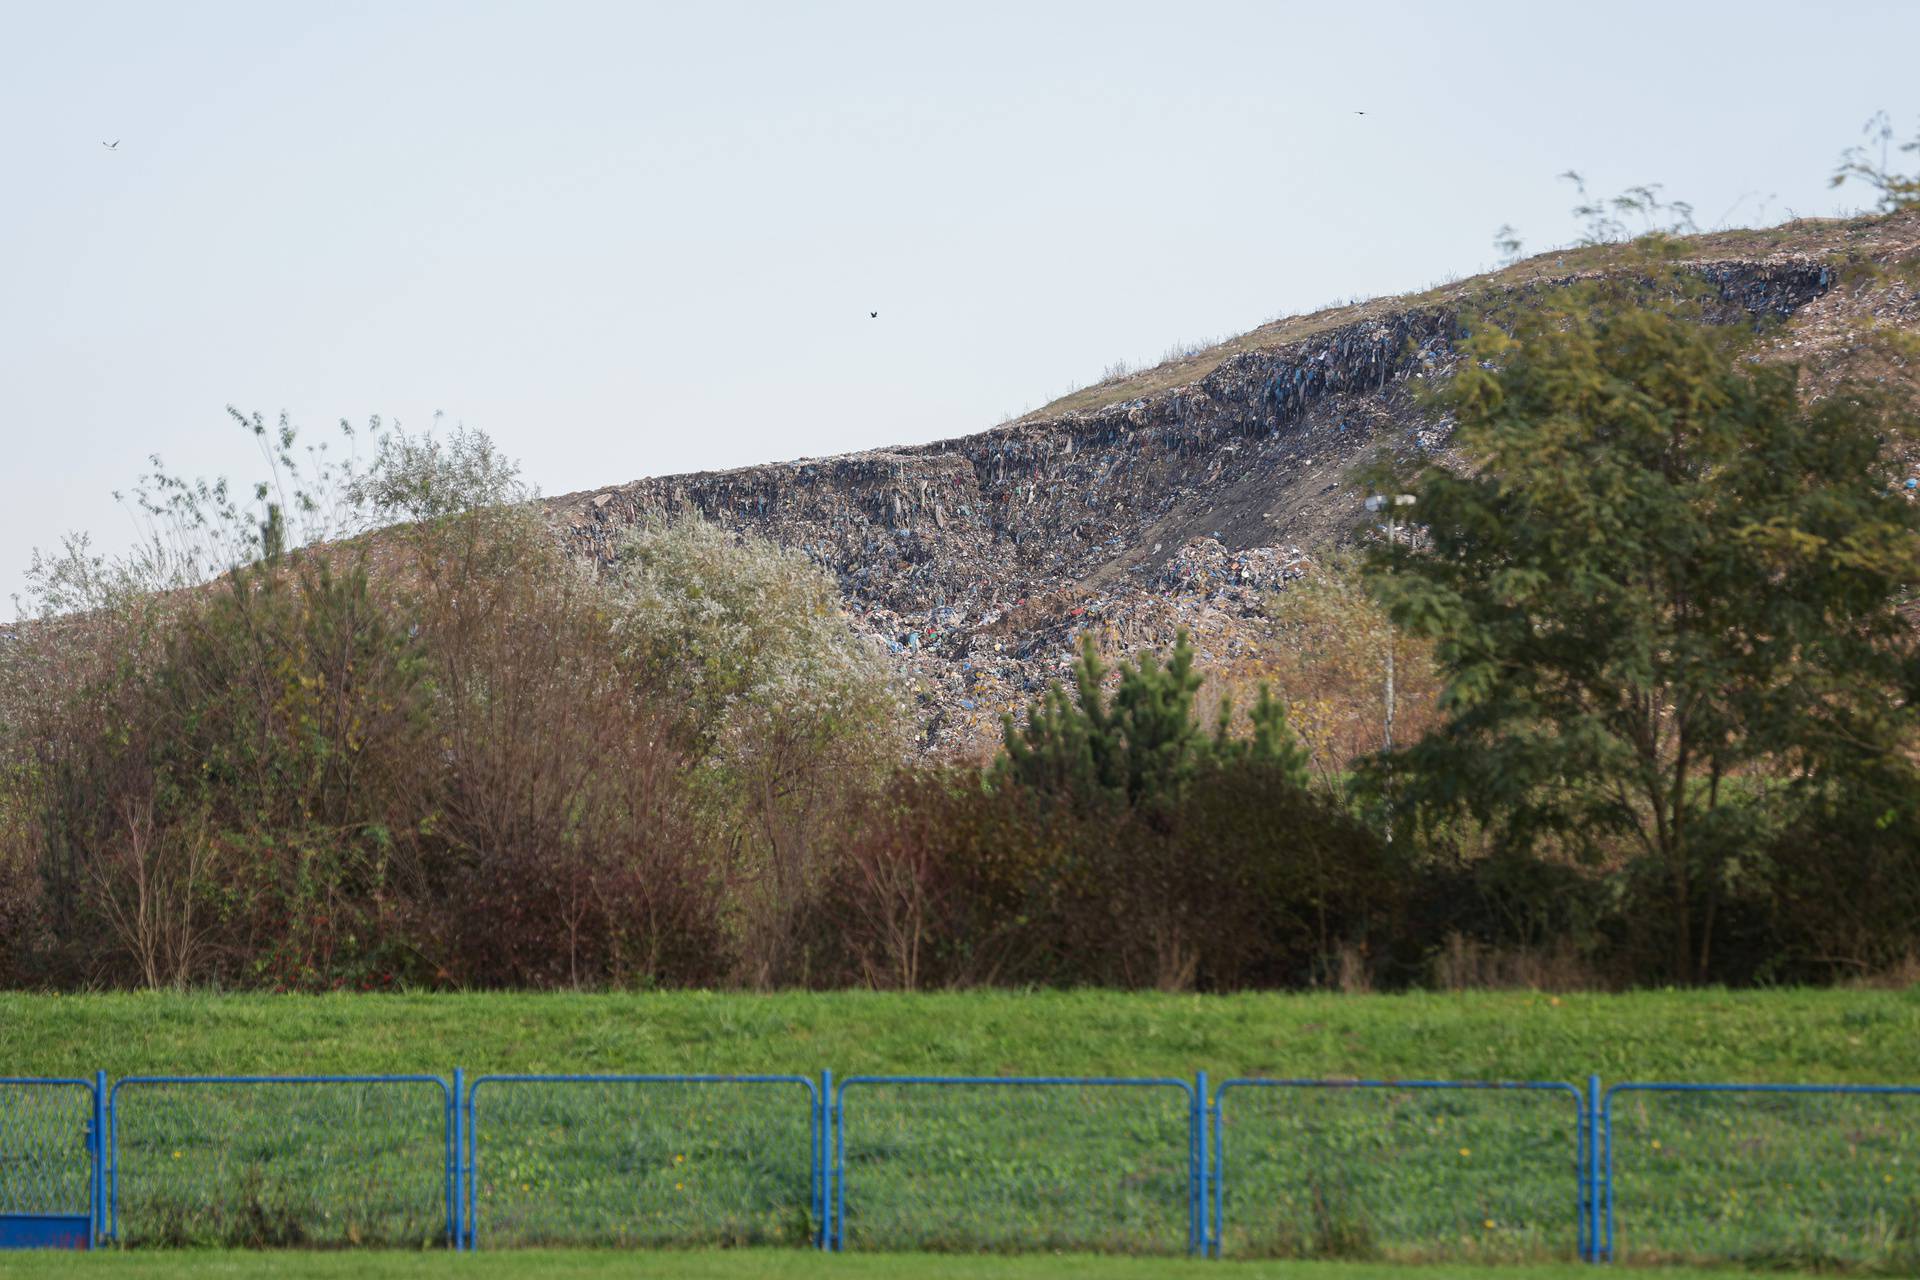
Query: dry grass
1020 211 1920 424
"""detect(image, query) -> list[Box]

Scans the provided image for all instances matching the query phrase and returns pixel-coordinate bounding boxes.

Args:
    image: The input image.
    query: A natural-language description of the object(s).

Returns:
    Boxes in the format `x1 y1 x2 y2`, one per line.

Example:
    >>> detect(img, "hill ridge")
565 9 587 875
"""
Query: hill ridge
546 212 1920 753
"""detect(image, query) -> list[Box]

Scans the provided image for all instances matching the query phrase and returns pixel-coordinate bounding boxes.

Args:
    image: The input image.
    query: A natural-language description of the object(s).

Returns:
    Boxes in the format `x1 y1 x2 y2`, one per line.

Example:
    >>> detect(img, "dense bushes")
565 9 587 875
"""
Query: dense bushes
0 426 744 991
813 759 1390 992
4 381 1919 991
0 438 1402 993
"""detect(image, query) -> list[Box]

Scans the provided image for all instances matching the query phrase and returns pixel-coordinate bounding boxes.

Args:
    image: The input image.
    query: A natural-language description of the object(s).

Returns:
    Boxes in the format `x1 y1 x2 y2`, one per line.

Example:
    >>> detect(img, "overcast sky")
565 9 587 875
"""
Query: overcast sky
4 0 1916 608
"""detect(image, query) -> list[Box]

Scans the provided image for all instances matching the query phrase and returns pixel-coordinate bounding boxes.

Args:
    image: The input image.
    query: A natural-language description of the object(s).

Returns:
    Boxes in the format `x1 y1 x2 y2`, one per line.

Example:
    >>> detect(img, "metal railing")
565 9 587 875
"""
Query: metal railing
1600 1081 1920 1268
107 1074 453 1248
0 1075 102 1249
1210 1077 1588 1260
463 1073 823 1249
831 1075 1199 1254
1 1066 1912 1265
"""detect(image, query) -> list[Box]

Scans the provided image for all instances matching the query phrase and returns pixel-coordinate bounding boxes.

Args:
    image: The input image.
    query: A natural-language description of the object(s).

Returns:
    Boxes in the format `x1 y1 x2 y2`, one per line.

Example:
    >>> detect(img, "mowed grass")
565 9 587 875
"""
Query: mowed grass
4 987 1918 1081
0 1250 1848 1279
3 989 1918 1269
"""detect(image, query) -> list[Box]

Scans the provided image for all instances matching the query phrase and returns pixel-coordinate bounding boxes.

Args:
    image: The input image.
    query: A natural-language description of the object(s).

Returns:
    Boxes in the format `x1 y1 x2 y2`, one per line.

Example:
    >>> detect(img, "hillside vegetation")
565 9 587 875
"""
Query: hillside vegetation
5 989 1915 1081
6 157 1920 996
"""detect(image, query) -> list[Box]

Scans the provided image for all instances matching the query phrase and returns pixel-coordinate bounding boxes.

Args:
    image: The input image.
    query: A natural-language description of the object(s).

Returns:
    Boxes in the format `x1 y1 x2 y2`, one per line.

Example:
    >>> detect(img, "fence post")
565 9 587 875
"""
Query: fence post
1211 1080 1225 1259
450 1067 465 1252
1192 1070 1208 1256
817 1069 832 1251
106 1077 118 1244
829 1071 844 1251
91 1069 107 1248
1596 1078 1612 1263
1577 1074 1593 1262
464 1077 478 1252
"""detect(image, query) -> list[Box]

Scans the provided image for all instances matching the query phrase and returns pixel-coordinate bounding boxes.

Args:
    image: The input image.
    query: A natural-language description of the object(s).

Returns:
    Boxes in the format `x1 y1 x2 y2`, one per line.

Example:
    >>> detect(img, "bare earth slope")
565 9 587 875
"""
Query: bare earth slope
547 213 1920 755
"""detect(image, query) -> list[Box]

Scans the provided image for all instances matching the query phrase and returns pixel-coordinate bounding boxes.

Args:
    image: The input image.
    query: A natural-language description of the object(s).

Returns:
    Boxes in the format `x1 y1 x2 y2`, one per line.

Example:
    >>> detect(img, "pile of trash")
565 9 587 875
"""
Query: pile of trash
841 549 1300 756
1157 538 1309 594
533 245 1881 754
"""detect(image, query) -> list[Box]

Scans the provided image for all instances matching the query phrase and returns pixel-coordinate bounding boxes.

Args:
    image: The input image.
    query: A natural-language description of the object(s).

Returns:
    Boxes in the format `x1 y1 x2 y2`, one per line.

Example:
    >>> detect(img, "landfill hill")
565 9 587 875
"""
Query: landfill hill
547 211 1920 756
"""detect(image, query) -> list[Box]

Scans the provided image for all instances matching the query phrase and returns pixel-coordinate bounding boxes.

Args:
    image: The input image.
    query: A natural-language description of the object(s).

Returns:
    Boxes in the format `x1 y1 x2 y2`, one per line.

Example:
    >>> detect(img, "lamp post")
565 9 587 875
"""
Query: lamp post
1364 494 1417 754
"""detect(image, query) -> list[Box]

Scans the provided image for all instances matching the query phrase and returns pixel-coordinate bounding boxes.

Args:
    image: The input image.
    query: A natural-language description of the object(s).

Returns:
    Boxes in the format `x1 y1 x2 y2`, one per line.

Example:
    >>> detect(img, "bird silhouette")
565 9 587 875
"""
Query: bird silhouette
1353 111 1365 116
870 311 878 318
102 140 119 149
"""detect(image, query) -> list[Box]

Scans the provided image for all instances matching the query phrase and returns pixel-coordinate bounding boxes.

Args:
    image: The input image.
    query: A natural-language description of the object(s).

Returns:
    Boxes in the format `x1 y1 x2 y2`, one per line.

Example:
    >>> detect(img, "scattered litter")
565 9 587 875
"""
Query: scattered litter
532 253 1864 754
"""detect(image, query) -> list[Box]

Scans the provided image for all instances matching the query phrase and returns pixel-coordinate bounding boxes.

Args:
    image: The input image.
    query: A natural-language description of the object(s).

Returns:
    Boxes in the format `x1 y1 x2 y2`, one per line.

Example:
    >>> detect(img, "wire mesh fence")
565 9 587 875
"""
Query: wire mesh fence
1211 1079 1584 1262
0 1079 96 1220
464 1074 821 1249
108 1075 452 1248
833 1076 1196 1254
1604 1084 1920 1272
2 1067 1915 1258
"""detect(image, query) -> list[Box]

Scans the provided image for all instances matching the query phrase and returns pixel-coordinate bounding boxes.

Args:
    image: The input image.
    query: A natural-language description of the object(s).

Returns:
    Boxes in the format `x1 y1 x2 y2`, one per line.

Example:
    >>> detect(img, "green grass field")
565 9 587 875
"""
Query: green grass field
2 989 1917 1271
0 1251 1863 1279
5 988 1917 1081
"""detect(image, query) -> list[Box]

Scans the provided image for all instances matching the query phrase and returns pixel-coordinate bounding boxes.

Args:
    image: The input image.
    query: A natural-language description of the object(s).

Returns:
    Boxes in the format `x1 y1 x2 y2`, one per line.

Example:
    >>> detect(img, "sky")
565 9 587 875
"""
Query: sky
3 0 1917 608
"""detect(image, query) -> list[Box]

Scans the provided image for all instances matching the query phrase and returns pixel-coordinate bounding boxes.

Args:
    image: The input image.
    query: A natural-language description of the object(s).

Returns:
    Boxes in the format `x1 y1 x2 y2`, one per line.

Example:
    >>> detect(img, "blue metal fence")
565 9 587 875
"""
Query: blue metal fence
832 1075 1200 1255
1600 1081 1920 1270
463 1073 823 1249
0 1076 101 1250
1209 1077 1589 1261
107 1074 454 1248
4 1068 1915 1260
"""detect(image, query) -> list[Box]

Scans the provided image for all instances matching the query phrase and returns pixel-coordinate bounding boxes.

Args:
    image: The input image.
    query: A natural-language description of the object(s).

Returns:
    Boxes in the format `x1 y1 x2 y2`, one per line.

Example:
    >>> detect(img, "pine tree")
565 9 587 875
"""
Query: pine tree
995 629 1310 809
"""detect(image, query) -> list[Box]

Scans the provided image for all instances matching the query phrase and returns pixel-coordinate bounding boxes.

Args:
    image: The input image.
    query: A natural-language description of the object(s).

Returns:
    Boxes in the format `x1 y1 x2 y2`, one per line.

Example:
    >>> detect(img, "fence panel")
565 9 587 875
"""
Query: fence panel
1605 1083 1920 1270
1212 1079 1584 1262
109 1075 452 1248
833 1076 1196 1254
0 1078 100 1248
464 1074 821 1249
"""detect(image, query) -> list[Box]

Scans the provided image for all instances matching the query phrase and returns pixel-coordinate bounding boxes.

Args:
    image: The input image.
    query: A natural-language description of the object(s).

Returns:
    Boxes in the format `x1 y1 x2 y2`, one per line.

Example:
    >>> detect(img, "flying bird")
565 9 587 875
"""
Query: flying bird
102 140 119 149
870 311 878 318
1353 111 1365 116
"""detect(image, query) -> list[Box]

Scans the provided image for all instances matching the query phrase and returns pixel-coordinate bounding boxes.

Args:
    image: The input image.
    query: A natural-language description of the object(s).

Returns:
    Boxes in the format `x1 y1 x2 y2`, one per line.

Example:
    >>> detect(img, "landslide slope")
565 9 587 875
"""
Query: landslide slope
548 212 1920 755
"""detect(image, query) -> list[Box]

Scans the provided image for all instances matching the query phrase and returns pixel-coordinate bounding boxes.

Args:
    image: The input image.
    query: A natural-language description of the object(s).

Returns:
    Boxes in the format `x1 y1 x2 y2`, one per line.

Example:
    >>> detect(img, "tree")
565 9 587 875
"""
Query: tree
1227 551 1444 789
991 631 1360 989
995 629 1308 812
1365 279 1920 982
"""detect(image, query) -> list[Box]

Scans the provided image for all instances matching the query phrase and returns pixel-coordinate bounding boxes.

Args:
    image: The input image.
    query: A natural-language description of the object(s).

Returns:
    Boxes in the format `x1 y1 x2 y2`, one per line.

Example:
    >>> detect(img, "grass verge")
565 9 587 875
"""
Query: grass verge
0 1250 1846 1280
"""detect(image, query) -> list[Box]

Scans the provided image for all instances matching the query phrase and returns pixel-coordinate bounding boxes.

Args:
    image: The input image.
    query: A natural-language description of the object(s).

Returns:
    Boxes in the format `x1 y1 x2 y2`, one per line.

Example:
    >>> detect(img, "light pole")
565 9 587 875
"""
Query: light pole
1364 494 1417 754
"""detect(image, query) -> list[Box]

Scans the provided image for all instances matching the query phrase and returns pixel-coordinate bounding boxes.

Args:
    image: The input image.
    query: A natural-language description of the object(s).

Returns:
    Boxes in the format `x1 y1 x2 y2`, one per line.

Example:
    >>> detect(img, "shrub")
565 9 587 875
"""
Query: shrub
610 516 905 986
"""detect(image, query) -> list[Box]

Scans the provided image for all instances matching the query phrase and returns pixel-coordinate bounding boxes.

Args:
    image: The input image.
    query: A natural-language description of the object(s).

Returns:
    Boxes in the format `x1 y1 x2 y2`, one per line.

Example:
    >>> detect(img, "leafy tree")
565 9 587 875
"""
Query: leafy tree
610 516 905 985
1229 551 1444 788
995 630 1308 811
1365 278 1920 982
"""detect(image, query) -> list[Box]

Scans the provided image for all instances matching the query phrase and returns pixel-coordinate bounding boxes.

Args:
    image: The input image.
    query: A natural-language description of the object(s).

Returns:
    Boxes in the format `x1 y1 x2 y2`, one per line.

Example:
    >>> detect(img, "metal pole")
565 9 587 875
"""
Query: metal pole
831 1074 845 1251
1211 1084 1225 1259
92 1070 107 1248
818 1069 832 1251
1191 1071 1207 1254
1580 1075 1596 1261
1599 1082 1614 1263
1384 507 1396 754
1366 493 1414 844
450 1068 464 1252
108 1080 119 1243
